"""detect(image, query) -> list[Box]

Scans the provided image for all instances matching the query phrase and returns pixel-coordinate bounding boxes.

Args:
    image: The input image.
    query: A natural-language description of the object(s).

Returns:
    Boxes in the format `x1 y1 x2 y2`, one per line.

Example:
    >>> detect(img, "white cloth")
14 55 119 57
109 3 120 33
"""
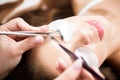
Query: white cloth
0 0 18 5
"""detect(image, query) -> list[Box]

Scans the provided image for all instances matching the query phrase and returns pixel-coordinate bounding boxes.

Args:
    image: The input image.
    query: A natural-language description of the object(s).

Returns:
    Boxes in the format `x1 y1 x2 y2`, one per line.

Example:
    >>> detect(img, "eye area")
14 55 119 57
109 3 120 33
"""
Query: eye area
48 19 73 42
56 30 63 40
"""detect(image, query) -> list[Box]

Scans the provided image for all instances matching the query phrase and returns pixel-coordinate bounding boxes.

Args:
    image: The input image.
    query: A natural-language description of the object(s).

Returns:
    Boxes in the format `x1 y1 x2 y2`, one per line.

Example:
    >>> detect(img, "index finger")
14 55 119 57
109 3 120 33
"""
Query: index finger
2 18 39 31
55 59 82 80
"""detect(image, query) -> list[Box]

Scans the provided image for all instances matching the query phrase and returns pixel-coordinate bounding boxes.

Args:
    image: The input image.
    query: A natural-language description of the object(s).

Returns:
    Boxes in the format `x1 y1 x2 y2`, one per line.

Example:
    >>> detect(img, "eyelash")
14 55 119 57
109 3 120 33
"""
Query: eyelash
56 30 64 40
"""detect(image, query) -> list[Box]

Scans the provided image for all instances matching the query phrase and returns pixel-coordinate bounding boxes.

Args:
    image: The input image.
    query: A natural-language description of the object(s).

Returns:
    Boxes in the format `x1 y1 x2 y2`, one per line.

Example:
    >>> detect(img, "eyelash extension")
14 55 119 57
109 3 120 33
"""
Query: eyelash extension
56 30 63 40
50 36 62 44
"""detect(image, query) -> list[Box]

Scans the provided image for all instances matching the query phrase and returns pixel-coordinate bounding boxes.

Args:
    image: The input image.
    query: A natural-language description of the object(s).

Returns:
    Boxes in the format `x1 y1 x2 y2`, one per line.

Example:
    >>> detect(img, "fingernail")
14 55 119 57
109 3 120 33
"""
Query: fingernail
72 59 82 70
35 36 44 43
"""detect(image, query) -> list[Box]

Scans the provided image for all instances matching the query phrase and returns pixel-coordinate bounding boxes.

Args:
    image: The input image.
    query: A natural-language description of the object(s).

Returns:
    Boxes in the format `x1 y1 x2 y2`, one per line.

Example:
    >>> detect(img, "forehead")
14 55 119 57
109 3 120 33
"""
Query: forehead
30 37 72 76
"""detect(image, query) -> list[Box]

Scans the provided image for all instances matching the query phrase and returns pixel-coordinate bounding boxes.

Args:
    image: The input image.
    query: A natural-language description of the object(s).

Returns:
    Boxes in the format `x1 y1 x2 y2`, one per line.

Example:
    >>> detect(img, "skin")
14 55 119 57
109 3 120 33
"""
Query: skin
1 0 119 79
72 0 120 71
55 59 83 80
29 15 113 79
0 18 46 79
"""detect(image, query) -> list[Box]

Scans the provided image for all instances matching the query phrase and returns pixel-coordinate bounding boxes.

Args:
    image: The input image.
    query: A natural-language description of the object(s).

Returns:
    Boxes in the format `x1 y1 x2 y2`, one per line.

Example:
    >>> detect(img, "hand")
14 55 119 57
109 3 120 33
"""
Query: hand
55 58 104 80
0 18 47 79
55 59 82 80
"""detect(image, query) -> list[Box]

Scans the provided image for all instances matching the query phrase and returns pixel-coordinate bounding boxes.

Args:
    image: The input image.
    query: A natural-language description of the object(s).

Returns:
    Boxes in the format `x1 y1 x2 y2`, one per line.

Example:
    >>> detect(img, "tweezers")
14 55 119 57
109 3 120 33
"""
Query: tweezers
59 44 105 80
0 31 60 36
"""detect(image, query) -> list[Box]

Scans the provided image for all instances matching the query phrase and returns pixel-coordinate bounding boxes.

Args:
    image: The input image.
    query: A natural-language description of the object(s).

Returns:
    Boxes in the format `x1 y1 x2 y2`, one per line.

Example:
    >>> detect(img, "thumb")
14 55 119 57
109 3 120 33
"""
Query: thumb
55 59 82 80
15 36 44 54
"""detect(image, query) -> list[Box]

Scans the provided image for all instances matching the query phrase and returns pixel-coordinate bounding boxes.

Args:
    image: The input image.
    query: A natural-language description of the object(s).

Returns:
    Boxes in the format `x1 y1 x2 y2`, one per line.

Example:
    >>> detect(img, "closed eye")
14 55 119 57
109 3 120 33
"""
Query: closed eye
56 30 63 40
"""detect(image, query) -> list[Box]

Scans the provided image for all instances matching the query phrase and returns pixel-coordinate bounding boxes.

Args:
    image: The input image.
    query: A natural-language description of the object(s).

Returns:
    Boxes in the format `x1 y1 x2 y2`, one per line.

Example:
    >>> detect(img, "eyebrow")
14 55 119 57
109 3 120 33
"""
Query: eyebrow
58 44 104 80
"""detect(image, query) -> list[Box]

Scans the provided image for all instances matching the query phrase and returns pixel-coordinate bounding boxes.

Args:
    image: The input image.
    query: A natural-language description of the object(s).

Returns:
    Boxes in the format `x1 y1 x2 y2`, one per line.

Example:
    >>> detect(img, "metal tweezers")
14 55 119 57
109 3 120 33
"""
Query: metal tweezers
58 44 105 80
0 31 60 37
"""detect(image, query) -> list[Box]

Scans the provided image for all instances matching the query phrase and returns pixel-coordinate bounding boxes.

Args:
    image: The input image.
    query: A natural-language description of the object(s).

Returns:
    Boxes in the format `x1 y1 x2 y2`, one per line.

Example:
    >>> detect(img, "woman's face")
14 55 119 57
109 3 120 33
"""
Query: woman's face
29 16 111 79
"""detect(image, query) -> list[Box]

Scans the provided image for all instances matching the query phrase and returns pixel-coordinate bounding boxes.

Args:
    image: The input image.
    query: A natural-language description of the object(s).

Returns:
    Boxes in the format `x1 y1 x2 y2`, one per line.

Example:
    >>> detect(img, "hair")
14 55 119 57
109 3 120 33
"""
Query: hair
3 4 120 80
100 61 120 80
44 0 72 10
19 5 74 26
3 50 120 80
3 49 58 80
3 5 74 80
